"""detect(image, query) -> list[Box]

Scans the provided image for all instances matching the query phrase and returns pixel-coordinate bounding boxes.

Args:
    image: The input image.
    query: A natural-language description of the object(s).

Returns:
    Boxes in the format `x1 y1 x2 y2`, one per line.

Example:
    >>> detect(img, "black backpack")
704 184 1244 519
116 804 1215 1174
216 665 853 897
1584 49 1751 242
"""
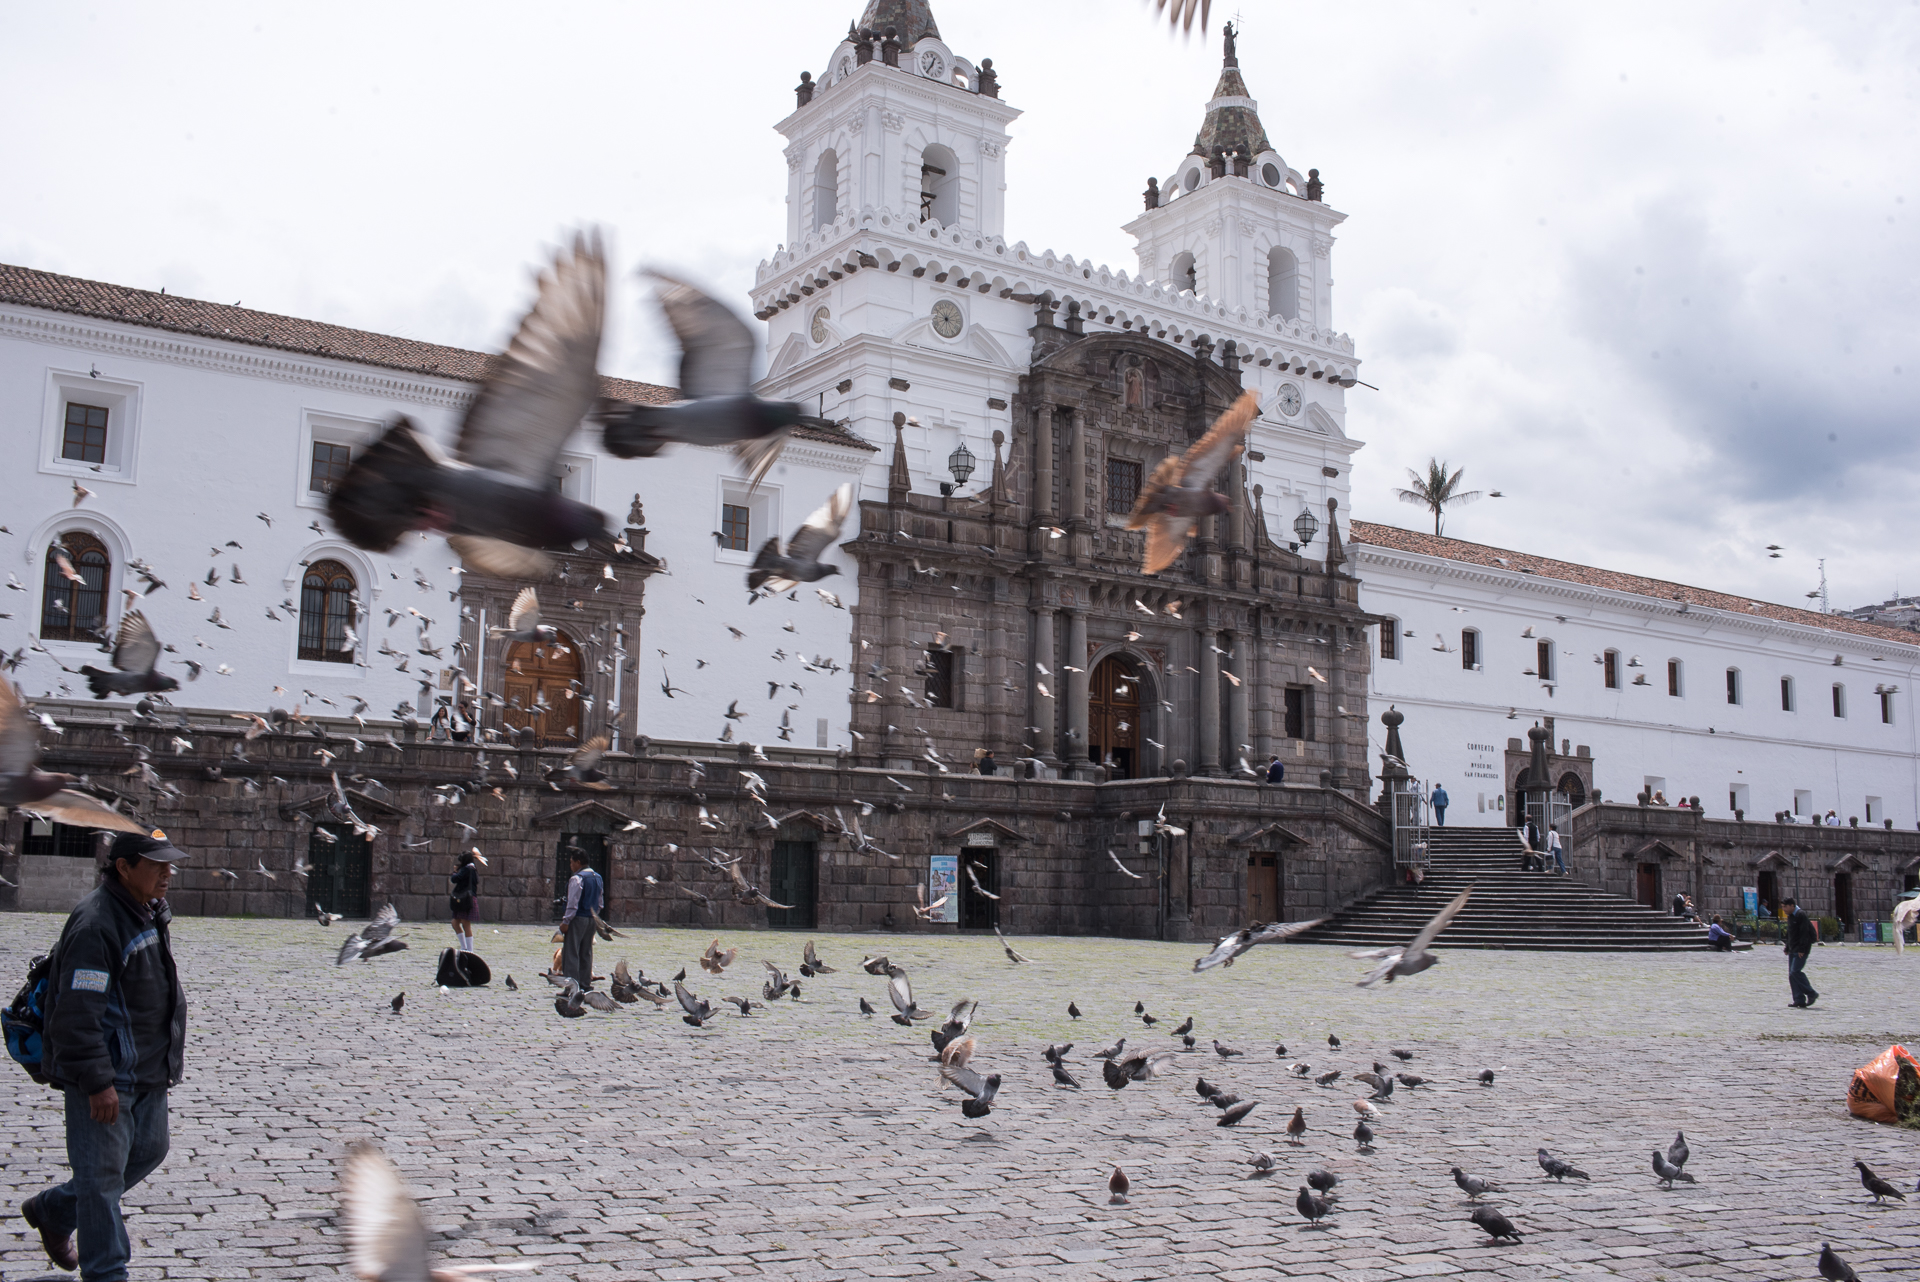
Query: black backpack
3 949 56 1085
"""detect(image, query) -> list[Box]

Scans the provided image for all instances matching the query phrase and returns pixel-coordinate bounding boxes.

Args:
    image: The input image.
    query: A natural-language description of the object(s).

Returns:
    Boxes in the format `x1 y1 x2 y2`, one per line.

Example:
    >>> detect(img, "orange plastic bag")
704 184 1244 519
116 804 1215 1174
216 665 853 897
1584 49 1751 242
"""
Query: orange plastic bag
1847 1044 1920 1124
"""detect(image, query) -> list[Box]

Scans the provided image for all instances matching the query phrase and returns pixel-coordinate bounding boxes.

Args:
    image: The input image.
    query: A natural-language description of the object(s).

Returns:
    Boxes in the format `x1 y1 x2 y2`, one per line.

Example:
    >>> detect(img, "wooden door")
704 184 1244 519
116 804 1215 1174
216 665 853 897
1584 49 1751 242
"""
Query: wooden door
310 824 371 918
1089 656 1142 778
961 851 998 929
1247 852 1280 922
504 631 583 748
768 841 818 929
1636 862 1660 910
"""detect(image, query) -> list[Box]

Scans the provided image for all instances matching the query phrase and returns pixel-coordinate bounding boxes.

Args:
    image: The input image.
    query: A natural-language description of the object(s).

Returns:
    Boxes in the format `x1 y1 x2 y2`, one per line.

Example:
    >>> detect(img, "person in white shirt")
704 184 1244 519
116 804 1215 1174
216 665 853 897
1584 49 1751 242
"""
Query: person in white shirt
1546 824 1566 875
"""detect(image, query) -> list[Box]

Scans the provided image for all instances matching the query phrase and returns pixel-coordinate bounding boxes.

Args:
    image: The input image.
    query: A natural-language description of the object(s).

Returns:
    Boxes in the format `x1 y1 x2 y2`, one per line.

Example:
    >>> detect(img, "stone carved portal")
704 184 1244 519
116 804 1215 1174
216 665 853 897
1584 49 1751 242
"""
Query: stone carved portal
504 631 584 748
1090 654 1145 778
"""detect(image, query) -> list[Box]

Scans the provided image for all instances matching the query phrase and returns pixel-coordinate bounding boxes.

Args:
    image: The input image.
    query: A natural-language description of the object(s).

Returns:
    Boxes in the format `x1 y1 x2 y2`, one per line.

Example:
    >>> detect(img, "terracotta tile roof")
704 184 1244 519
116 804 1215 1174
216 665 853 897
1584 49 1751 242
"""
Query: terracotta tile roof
0 261 676 406
1349 519 1920 650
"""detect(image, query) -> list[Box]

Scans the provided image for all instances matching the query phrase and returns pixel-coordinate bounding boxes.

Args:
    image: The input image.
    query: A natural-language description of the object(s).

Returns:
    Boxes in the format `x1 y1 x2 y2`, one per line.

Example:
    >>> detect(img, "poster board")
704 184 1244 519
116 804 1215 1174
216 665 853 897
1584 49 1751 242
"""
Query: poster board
1742 886 1758 915
928 854 960 924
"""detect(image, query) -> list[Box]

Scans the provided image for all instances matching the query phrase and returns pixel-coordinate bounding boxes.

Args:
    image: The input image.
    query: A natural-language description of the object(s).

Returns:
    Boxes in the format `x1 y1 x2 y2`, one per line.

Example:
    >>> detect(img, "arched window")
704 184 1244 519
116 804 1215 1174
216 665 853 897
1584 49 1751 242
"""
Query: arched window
812 150 839 231
39 531 109 641
1378 618 1398 661
1170 251 1197 295
920 144 959 226
1461 628 1479 670
298 559 357 663
1724 666 1741 705
1267 246 1300 320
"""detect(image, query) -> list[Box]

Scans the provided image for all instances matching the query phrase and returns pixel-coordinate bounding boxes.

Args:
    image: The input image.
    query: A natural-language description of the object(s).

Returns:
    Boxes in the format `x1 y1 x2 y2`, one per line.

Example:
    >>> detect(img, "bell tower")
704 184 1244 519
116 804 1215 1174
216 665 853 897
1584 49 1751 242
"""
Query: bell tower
1123 23 1346 329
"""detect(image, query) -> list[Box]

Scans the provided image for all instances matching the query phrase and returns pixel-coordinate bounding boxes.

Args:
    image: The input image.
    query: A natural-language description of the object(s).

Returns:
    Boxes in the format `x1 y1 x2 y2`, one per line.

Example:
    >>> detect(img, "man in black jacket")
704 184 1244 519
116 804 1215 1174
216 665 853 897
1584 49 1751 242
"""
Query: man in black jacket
22 831 189 1279
1784 896 1819 1008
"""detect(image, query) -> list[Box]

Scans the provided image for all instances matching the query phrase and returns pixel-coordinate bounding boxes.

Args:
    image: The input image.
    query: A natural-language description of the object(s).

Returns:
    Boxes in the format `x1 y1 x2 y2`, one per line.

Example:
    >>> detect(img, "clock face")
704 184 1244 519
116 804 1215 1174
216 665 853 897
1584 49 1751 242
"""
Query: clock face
930 299 963 338
1277 382 1303 417
837 56 853 79
920 50 945 79
810 306 830 343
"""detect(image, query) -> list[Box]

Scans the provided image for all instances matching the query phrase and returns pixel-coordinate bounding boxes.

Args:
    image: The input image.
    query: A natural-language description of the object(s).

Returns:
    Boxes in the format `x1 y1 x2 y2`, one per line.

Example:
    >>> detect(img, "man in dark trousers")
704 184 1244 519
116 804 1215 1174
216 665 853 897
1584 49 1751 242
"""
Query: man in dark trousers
557 846 604 989
24 831 189 1279
1431 784 1449 825
1784 896 1819 1007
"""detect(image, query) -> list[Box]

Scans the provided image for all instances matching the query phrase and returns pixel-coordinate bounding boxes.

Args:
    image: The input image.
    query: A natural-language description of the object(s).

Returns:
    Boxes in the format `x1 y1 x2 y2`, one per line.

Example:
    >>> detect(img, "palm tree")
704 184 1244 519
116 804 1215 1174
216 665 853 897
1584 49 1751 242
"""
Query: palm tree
1395 459 1482 536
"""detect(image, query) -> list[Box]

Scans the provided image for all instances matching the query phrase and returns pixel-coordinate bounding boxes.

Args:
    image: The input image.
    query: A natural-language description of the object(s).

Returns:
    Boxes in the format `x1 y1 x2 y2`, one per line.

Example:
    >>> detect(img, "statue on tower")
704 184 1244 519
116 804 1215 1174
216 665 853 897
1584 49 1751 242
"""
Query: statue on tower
1223 20 1237 65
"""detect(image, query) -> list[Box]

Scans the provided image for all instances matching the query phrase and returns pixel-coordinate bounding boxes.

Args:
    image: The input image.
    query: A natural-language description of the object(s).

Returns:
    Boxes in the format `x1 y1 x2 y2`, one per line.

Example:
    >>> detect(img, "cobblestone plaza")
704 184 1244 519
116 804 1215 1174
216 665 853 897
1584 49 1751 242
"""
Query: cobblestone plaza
3 915 1916 1281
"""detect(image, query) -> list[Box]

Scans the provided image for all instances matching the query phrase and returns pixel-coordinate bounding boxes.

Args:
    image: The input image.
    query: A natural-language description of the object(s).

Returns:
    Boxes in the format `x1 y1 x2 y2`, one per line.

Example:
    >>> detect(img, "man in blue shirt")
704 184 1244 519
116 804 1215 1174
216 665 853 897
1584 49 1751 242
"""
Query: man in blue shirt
1431 785 1449 826
557 847 604 989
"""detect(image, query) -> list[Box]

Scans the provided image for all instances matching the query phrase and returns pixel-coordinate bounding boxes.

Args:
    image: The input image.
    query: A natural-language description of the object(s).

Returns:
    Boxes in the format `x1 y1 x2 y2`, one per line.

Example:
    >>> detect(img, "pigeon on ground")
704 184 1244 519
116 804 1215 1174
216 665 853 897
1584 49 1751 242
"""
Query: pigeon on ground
504 975 517 991
1209 1093 1242 1109
941 1063 1001 1118
328 234 613 578
1351 884 1473 986
597 271 805 489
1652 1150 1695 1187
1328 1034 1341 1049
1217 1101 1257 1127
1195 1076 1219 1100
1452 1167 1501 1200
1125 390 1255 574
339 1143 536 1281
1306 1169 1338 1195
1108 1166 1129 1205
1469 1205 1522 1243
858 997 875 1017
1042 1043 1074 1064
390 992 404 1014
1855 1160 1906 1202
1274 1044 1288 1057
1286 1107 1307 1144
1295 1185 1332 1226
1095 1038 1128 1061
0 680 146 833
746 484 853 595
487 586 559 644
1667 1131 1690 1170
1192 917 1327 971
1170 1017 1194 1037
1819 1243 1861 1281
1314 1070 1341 1087
1391 1049 1414 1061
1213 1040 1244 1058
1051 1062 1082 1088
1068 1001 1082 1019
1354 1120 1374 1150
80 611 181 699
1478 1070 1495 1086
722 995 762 1016
1538 1149 1590 1181
1248 1152 1277 1176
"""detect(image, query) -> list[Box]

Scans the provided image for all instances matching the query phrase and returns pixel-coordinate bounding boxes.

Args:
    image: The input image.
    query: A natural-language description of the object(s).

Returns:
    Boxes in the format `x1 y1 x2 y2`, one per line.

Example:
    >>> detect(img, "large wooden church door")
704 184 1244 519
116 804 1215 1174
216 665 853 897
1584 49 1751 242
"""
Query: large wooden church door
1089 656 1143 778
503 630 584 747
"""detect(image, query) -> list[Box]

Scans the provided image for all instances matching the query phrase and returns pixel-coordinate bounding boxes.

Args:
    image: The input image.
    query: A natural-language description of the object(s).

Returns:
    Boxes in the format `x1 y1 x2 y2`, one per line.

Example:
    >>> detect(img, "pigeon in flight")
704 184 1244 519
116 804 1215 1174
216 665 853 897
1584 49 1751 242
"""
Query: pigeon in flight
941 1062 1001 1118
597 271 805 489
993 925 1029 964
0 681 146 834
546 737 612 790
327 233 612 578
1124 390 1255 575
1351 885 1472 986
747 484 853 594
488 587 558 644
888 970 935 1025
1192 916 1327 971
339 1142 536 1281
674 980 715 1028
80 612 180 699
335 904 403 966
1469 1206 1522 1243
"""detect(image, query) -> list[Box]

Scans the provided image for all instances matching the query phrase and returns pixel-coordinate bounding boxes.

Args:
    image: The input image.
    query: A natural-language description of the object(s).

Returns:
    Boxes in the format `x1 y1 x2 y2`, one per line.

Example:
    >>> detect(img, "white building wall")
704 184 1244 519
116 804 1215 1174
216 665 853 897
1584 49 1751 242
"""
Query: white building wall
1358 544 1920 827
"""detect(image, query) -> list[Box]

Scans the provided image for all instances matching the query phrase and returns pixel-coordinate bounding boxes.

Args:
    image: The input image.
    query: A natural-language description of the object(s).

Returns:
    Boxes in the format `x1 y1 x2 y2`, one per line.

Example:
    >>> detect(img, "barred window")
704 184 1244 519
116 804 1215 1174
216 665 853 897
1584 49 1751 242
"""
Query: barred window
298 559 357 663
61 403 109 464
1106 457 1142 515
721 503 751 551
309 441 353 494
925 649 956 708
40 532 109 641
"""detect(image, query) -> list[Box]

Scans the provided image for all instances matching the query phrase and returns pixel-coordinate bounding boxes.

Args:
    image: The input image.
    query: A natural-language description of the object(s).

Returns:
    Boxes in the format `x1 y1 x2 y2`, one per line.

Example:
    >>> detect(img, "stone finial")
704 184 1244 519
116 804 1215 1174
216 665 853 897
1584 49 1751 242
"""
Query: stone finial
977 57 999 97
888 411 912 502
1032 291 1057 328
626 493 646 528
1063 299 1084 335
1306 168 1324 202
1324 497 1346 569
1209 150 1227 179
854 26 875 65
990 428 1009 505
796 71 815 107
1231 148 1249 177
1143 176 1160 210
881 26 901 67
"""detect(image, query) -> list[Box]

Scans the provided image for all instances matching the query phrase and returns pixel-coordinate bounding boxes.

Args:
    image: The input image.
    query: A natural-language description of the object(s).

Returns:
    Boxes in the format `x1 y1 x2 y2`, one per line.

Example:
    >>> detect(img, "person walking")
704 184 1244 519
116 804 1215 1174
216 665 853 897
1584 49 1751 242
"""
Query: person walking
1265 756 1285 784
556 847 603 989
1784 897 1819 1008
1431 784 1449 826
23 831 189 1280
449 851 479 953
1545 823 1566 875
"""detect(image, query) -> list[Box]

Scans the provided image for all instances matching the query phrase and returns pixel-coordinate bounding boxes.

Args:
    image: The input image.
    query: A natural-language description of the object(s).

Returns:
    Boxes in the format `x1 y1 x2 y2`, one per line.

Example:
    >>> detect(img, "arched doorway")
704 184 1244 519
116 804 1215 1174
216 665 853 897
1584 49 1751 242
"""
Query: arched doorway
1090 654 1145 778
503 631 583 748
1557 772 1587 808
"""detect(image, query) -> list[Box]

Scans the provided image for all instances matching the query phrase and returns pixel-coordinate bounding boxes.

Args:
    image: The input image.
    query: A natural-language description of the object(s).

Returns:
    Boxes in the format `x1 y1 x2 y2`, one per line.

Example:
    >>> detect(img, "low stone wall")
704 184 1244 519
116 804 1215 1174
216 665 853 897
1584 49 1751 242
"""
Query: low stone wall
1565 802 1920 930
4 712 1393 943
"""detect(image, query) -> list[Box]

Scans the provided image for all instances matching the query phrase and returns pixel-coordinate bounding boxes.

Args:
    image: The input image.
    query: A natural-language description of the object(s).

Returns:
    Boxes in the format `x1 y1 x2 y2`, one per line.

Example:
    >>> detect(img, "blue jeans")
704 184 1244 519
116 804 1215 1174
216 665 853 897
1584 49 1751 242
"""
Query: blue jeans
1551 846 1567 874
32 1088 169 1282
1787 951 1817 1006
1433 805 1446 826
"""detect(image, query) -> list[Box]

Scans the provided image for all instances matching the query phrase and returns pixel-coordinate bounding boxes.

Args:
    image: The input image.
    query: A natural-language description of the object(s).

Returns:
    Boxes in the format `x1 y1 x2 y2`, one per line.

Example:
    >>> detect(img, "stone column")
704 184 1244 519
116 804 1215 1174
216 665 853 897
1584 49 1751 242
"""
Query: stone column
1034 405 1055 521
883 599 908 764
1227 459 1247 550
1198 626 1222 775
1066 609 1090 770
1253 613 1275 761
1031 606 1058 765
1065 409 1086 525
1227 634 1250 770
988 610 1009 754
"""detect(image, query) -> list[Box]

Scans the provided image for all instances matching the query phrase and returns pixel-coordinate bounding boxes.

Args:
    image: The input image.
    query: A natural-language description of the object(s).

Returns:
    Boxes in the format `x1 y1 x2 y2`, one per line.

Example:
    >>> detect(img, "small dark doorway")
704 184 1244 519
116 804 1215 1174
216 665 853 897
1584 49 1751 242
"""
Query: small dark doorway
1757 869 1781 917
553 833 611 921
1636 862 1661 911
1247 852 1280 921
309 824 371 918
1556 772 1587 808
1905 872 1918 893
1834 873 1854 928
768 836 818 930
961 850 998 929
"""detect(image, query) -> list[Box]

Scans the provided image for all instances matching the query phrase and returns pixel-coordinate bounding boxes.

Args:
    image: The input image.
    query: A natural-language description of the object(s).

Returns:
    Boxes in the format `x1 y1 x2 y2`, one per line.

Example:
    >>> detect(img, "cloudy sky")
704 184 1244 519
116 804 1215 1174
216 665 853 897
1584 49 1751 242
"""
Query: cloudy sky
5 1 1914 610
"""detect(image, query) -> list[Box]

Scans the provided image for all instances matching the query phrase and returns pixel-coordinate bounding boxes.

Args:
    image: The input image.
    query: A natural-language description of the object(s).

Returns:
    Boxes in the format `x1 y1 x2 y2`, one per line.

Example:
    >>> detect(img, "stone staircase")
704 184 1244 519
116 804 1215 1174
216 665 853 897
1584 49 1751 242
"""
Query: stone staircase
1290 826 1720 952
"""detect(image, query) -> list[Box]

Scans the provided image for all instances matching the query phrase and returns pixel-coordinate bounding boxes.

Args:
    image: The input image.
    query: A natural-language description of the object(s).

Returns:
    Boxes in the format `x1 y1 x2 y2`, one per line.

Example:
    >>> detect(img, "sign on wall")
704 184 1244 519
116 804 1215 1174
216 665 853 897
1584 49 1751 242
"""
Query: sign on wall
928 854 960 923
964 830 996 848
1742 886 1758 915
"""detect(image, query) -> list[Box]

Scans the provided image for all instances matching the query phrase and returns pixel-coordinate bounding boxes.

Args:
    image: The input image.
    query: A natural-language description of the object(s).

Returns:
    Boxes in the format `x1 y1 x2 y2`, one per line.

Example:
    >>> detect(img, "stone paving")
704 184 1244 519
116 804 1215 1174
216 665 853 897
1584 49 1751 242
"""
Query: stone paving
1 912 1916 1281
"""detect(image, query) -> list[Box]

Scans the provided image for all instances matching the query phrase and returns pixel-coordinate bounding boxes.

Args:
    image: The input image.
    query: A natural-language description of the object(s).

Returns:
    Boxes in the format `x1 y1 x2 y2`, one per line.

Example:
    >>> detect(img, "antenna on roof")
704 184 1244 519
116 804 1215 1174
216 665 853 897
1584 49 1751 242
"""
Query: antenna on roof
1814 558 1829 615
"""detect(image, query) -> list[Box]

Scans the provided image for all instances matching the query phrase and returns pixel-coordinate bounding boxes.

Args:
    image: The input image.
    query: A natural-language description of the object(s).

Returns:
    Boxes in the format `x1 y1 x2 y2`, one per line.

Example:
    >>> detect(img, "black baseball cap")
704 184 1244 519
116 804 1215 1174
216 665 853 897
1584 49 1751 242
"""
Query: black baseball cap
108 830 192 865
